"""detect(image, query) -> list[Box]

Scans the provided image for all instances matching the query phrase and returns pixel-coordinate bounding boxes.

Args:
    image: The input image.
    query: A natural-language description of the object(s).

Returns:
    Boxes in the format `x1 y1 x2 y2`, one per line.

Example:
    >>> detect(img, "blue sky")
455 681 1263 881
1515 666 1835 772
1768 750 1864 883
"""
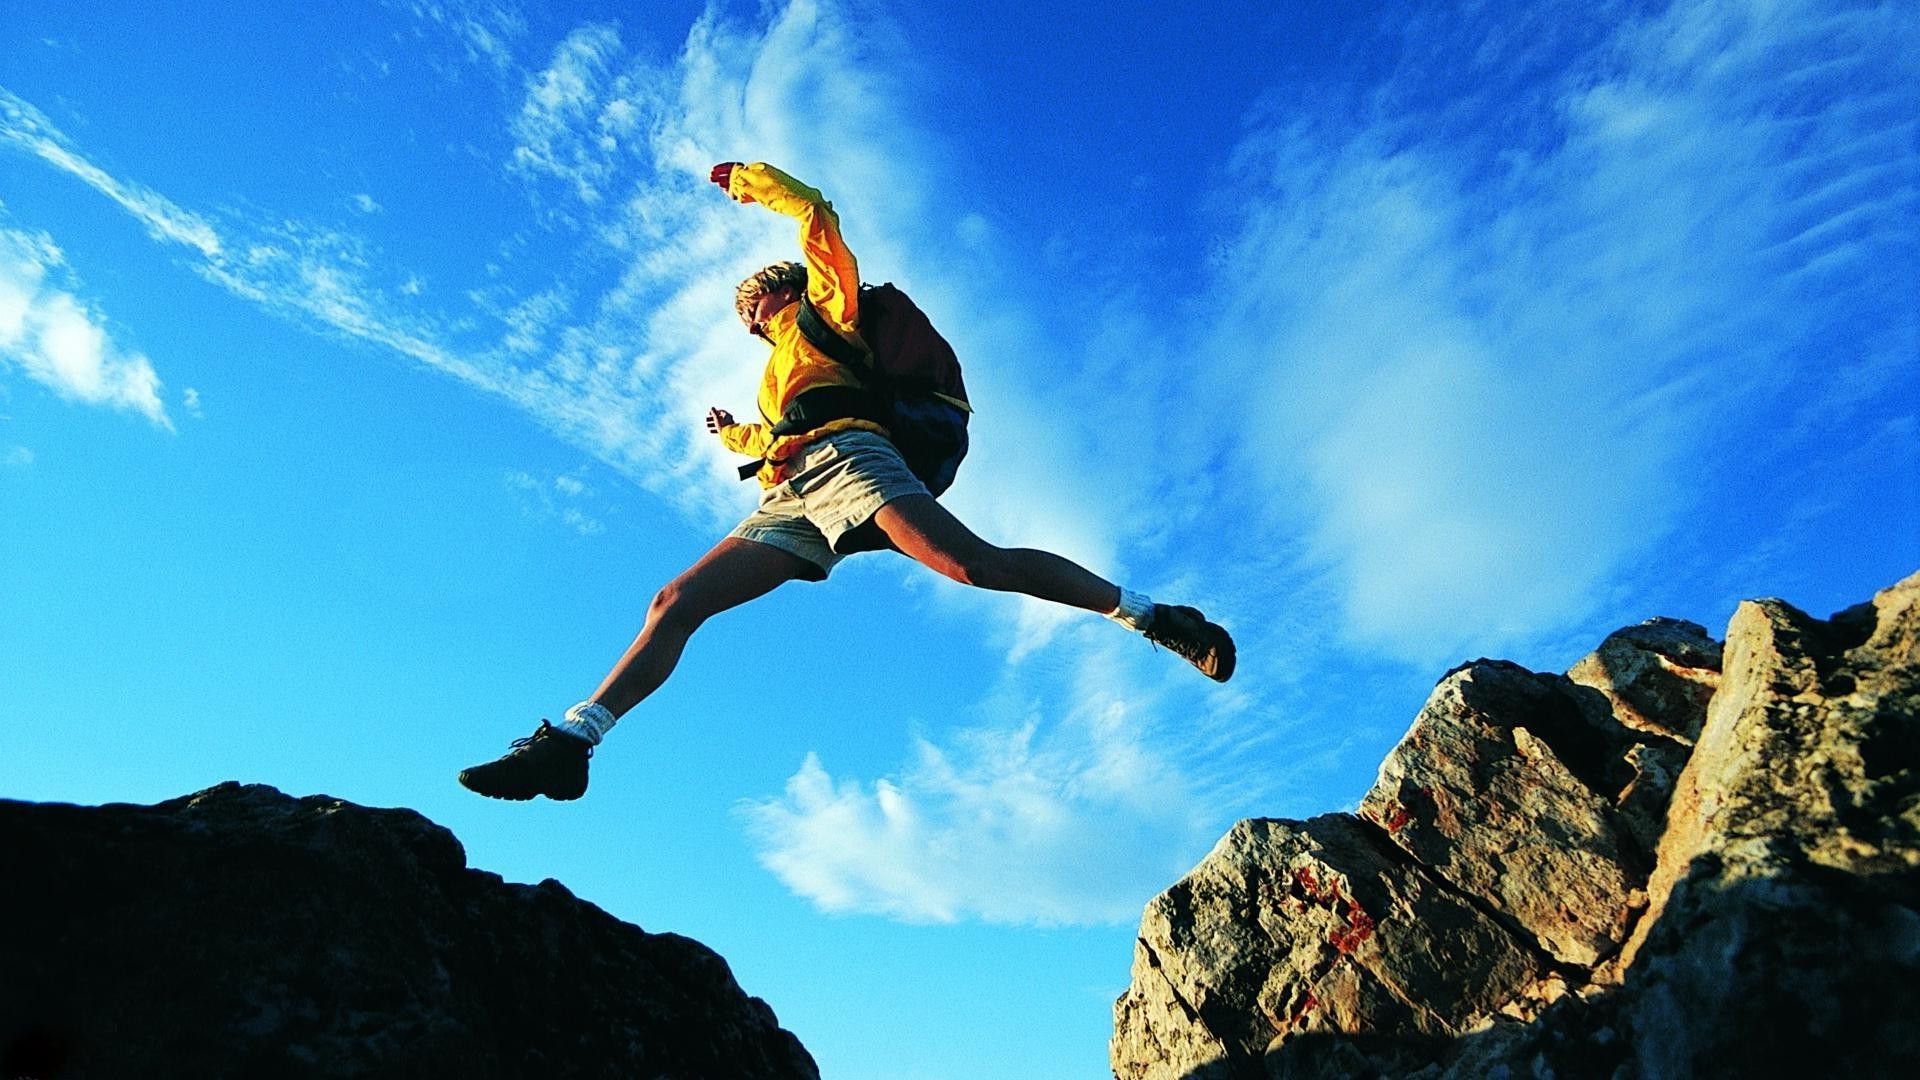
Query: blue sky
2 0 1914 1076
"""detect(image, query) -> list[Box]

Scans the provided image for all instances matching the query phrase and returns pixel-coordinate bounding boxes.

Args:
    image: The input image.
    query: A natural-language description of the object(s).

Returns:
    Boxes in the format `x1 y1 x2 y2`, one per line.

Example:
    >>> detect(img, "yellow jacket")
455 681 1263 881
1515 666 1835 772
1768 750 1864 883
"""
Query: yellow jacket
716 163 887 487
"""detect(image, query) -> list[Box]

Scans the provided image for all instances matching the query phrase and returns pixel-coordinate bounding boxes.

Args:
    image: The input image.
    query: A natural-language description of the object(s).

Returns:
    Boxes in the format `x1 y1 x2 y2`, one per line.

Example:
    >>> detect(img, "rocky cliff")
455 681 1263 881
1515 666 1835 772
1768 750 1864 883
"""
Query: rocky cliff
0 783 818 1080
1112 572 1919 1079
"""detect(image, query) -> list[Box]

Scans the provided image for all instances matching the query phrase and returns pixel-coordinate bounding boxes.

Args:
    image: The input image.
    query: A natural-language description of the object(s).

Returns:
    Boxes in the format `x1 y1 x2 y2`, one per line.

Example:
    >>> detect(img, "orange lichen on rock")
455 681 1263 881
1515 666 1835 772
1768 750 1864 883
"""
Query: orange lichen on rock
1381 801 1413 834
1330 904 1376 955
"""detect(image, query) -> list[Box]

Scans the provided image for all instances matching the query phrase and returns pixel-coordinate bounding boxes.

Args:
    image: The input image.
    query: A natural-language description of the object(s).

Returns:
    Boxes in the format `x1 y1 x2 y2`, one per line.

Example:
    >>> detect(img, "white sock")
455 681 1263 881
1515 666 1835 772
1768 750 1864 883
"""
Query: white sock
1104 588 1156 633
555 701 616 745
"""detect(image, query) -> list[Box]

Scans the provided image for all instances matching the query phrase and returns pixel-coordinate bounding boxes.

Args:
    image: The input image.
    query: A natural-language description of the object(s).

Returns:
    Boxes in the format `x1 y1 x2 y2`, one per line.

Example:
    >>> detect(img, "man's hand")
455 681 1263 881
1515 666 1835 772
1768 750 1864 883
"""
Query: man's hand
709 162 751 203
705 407 735 434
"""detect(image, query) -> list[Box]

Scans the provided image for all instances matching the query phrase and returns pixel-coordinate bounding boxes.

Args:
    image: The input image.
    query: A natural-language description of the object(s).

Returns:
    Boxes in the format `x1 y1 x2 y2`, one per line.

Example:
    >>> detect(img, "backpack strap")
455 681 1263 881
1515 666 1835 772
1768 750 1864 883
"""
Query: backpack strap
795 295 873 373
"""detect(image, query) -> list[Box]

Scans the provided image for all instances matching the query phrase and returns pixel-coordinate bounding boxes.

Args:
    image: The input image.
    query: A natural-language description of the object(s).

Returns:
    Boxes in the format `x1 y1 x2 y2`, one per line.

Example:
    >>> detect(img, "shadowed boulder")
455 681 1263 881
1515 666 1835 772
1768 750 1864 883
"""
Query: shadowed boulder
0 782 818 1080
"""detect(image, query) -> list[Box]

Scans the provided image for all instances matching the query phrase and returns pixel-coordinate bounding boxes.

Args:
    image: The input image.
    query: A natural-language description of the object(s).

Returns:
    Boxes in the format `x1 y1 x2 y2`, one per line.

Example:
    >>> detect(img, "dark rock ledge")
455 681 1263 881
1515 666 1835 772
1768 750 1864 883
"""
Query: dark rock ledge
1 782 818 1080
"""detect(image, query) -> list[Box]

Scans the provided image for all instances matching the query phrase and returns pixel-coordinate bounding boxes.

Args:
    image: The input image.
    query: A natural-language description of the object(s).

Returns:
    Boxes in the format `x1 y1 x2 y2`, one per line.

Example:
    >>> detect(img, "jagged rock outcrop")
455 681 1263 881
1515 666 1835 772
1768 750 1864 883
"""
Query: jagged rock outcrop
1113 572 1920 1079
0 783 818 1080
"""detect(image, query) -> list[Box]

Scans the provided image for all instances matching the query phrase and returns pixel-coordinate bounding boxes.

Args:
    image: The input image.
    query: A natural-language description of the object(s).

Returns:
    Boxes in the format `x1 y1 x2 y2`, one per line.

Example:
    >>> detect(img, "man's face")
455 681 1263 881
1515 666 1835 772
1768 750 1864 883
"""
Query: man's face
747 286 798 341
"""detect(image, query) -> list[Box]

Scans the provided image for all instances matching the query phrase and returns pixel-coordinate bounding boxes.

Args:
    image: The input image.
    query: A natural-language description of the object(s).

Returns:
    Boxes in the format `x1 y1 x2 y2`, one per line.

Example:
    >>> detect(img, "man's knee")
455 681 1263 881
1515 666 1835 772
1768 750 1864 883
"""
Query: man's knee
648 578 706 630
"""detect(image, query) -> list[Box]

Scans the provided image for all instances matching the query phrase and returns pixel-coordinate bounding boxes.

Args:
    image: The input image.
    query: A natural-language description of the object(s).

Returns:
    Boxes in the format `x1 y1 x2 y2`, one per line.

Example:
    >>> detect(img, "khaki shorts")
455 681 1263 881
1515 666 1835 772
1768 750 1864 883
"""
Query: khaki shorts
728 430 929 579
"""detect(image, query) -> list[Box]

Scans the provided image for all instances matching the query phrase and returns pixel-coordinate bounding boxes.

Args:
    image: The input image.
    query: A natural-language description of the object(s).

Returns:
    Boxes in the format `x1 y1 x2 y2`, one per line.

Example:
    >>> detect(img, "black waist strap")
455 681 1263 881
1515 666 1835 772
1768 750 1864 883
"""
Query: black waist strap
768 383 886 438
737 383 888 481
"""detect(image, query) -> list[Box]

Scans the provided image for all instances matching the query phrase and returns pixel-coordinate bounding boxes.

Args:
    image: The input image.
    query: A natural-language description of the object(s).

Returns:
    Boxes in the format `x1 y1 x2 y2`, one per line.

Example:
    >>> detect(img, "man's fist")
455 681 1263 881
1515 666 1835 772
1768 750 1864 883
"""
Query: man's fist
710 162 750 202
705 407 735 434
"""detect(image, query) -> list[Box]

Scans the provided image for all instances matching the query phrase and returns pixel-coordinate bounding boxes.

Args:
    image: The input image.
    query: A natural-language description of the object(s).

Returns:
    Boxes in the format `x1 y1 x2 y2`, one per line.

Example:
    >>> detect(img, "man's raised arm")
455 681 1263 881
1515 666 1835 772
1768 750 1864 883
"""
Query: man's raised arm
709 161 861 335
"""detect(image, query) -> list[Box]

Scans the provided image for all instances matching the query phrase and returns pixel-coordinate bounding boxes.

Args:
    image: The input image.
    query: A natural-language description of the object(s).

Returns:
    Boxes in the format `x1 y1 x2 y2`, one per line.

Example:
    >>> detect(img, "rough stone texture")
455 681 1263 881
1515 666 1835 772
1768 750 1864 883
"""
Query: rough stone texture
1111 816 1550 1080
0 783 818 1080
1566 618 1722 744
1357 661 1661 968
1112 571 1919 1080
1610 577 1920 1078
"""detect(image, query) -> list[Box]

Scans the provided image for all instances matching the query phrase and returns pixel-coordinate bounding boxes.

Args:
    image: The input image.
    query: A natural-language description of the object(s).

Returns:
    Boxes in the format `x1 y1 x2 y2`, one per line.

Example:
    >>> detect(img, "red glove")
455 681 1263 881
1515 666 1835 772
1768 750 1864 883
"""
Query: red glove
710 162 750 202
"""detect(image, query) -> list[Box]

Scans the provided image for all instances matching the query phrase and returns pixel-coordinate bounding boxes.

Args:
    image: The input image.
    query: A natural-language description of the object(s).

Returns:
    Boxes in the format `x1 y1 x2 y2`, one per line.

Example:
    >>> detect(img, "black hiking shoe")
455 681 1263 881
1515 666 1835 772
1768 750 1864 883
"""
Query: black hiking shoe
458 721 591 801
1145 604 1237 682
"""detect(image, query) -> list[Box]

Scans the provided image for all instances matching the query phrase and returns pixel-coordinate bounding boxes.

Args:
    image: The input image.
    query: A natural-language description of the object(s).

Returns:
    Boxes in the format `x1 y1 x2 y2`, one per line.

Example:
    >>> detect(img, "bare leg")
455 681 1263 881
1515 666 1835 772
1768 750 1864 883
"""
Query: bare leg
588 537 816 718
871 494 1121 613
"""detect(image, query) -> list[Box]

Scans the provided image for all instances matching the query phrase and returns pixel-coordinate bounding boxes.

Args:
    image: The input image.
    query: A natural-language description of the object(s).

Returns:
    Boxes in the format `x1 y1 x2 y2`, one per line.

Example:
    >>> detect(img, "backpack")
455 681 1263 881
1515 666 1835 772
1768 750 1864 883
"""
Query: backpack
747 282 971 497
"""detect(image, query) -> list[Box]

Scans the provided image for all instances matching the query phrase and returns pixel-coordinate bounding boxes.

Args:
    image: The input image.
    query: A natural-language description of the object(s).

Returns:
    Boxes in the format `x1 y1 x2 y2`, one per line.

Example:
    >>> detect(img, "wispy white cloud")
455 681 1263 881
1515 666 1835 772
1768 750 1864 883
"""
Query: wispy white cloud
193 222 511 396
0 223 171 428
3 444 31 467
739 647 1232 925
505 467 607 535
391 0 525 75
0 90 222 259
1183 0 1919 666
0 88 520 409
508 24 637 204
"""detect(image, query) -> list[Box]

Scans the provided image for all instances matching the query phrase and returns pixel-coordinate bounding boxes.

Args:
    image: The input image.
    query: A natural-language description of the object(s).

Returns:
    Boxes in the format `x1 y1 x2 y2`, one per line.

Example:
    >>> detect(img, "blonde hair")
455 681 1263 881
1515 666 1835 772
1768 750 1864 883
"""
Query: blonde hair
734 261 807 326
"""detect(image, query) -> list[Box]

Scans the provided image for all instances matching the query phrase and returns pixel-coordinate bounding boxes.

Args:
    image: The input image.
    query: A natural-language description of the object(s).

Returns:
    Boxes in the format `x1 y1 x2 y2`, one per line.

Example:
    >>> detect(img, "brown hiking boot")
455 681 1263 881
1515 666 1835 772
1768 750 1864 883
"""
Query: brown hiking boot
458 721 592 801
1145 604 1236 682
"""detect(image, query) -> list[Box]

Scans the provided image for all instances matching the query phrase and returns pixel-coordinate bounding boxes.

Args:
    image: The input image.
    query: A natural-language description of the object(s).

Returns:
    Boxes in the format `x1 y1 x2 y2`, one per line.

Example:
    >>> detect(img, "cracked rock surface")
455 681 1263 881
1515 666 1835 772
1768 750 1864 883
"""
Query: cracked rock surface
1111 571 1918 1079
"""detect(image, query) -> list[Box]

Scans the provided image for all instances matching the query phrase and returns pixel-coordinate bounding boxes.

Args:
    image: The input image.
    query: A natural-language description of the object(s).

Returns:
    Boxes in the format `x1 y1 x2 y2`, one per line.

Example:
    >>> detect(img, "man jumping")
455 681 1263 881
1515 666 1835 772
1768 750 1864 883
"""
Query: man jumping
458 161 1234 802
